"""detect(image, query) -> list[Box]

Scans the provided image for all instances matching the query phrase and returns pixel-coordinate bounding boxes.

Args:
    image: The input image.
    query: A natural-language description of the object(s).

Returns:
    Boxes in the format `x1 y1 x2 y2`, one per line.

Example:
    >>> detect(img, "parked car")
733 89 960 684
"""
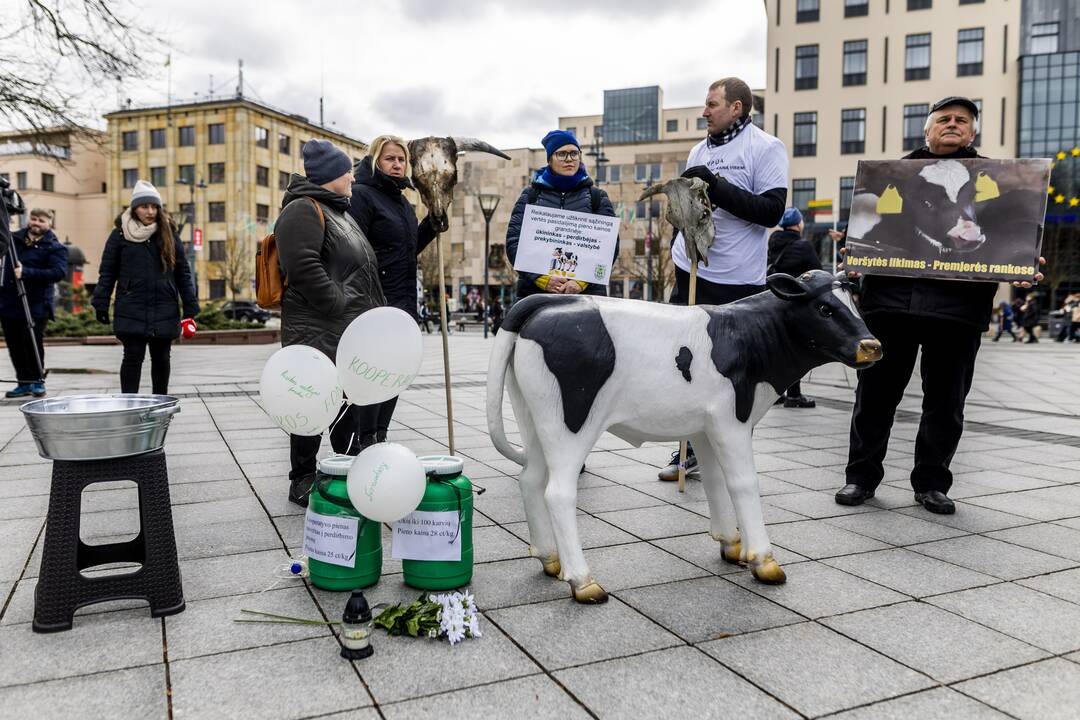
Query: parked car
221 300 270 324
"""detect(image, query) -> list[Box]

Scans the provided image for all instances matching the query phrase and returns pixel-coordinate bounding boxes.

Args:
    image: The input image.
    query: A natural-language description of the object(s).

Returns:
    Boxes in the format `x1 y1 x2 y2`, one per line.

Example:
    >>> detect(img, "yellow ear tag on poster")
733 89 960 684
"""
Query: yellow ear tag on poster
975 172 1000 202
876 185 903 214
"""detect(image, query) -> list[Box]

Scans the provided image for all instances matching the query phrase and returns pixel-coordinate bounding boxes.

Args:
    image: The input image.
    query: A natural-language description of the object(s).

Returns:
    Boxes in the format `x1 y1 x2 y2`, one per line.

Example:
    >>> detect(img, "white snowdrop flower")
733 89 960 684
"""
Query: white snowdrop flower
446 616 466 645
467 613 482 638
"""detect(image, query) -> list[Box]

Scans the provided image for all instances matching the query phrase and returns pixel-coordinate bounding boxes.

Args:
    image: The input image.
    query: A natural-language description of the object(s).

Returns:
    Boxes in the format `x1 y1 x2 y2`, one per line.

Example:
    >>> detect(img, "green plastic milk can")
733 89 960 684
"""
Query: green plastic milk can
401 455 474 590
307 454 382 591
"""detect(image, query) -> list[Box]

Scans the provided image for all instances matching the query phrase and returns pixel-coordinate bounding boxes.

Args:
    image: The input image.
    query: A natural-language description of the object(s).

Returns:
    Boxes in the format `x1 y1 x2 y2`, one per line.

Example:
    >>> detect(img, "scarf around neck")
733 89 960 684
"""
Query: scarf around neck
121 207 157 243
538 166 589 192
707 115 753 148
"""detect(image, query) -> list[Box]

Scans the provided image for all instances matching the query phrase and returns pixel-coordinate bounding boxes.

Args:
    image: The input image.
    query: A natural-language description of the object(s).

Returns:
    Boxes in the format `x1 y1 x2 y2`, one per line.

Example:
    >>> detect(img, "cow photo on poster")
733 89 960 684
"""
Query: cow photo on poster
513 205 620 286
845 158 1051 283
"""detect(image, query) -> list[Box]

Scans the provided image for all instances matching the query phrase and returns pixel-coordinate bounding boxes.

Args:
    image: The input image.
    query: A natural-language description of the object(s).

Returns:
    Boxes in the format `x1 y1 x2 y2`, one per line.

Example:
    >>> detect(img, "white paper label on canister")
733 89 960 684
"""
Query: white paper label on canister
391 510 461 562
303 509 359 568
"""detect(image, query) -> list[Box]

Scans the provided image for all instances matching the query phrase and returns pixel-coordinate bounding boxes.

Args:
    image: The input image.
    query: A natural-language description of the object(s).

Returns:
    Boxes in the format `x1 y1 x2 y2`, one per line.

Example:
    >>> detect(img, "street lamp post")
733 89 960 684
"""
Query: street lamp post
177 176 207 299
586 133 608 185
640 171 657 302
476 193 501 339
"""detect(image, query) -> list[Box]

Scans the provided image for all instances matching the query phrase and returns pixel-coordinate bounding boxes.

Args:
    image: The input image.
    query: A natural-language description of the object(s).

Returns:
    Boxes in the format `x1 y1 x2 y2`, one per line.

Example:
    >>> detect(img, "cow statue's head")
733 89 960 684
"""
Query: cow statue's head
639 177 714 266
408 136 510 232
766 270 882 369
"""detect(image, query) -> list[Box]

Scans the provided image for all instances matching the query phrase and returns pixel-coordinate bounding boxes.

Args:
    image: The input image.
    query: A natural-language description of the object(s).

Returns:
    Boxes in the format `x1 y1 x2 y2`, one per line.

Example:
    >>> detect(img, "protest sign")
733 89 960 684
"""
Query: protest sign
392 510 462 562
845 158 1050 283
513 205 619 286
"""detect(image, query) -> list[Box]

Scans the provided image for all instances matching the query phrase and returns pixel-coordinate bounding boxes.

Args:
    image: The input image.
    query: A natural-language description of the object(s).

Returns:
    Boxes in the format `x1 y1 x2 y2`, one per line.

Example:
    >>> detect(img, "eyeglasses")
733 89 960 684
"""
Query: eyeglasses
553 151 581 161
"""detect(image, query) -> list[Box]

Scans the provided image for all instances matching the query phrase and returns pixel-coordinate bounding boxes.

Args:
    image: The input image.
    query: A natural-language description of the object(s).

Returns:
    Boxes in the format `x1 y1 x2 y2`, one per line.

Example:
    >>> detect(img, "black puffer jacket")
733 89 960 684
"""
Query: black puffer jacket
92 215 198 339
767 228 821 277
348 157 437 319
276 174 384 359
505 174 618 299
859 146 998 330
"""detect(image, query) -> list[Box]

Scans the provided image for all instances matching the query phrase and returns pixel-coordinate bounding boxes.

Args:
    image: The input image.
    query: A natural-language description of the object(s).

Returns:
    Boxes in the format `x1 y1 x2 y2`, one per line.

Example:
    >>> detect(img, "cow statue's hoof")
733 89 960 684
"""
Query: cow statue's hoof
710 532 744 566
571 580 609 604
542 557 562 578
750 555 787 585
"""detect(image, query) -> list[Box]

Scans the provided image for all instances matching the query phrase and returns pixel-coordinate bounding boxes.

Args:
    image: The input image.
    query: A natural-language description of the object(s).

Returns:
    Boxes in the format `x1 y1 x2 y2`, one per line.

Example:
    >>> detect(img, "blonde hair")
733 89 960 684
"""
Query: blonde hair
367 135 410 174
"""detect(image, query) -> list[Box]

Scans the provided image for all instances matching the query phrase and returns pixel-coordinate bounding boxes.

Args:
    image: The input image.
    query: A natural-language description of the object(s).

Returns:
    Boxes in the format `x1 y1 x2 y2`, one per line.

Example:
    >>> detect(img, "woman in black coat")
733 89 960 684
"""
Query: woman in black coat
92 180 199 395
348 135 440 447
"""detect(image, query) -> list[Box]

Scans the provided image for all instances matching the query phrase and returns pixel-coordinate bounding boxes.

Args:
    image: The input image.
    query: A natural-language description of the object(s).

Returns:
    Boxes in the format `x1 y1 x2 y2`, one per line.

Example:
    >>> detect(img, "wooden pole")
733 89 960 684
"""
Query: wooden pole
434 231 455 455
677 263 698 493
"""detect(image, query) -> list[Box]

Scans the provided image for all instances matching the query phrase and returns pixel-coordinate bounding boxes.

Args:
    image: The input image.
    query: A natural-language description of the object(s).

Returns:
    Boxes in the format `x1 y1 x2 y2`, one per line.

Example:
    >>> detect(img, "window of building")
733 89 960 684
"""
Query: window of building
256 165 269 187
177 164 195 185
209 240 226 262
15 172 26 190
594 124 603 138
634 238 647 256
903 103 929 150
696 117 707 130
150 128 166 149
905 33 932 80
603 86 661 143
208 201 226 222
254 126 269 148
256 203 270 223
122 168 138 188
608 165 621 183
793 112 817 156
907 0 931 9
635 163 662 183
1030 22 1059 55
179 202 194 224
207 123 225 145
208 162 225 184
841 108 866 154
635 200 662 219
796 0 819 23
121 131 138 151
792 178 816 214
209 279 226 299
752 113 765 129
795 45 819 90
839 176 855 222
150 166 166 187
959 0 984 4
0 173 8 184
278 170 290 190
676 160 687 174
844 0 869 17
843 40 868 86
279 133 291 155
666 119 679 133
41 173 54 192
957 28 984 76
178 126 195 146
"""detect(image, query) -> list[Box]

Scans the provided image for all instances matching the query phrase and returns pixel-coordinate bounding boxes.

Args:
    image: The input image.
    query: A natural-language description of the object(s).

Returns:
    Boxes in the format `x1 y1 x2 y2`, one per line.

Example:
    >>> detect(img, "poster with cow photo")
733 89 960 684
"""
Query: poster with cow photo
845 158 1051 283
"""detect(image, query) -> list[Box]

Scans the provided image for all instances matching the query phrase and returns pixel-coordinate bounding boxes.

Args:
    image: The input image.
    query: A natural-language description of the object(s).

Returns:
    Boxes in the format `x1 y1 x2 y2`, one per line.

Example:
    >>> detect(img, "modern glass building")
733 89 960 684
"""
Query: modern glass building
602 86 661 145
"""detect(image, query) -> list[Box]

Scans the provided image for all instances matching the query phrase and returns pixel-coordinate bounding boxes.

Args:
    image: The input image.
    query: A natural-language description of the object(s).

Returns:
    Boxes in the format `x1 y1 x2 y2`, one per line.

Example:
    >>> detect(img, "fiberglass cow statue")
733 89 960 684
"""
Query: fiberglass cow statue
486 270 883 603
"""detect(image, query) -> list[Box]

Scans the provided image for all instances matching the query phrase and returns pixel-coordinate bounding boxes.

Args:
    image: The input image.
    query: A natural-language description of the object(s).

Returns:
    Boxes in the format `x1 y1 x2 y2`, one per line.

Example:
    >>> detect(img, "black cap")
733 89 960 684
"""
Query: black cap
931 96 980 119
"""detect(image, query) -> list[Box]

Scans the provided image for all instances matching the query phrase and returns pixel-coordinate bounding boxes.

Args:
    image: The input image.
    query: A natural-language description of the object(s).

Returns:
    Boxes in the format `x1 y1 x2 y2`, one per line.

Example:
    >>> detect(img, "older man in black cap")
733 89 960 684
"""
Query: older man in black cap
834 96 1043 514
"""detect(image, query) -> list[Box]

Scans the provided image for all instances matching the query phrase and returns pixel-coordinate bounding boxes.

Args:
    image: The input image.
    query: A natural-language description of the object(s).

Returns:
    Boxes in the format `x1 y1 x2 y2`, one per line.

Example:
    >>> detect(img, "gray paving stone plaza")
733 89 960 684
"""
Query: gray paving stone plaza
1 334 1079 719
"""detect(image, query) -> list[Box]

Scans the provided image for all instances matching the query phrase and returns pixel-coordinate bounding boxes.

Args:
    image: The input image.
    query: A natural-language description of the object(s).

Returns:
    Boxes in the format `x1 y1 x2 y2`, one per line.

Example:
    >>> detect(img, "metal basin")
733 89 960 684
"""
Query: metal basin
21 394 181 461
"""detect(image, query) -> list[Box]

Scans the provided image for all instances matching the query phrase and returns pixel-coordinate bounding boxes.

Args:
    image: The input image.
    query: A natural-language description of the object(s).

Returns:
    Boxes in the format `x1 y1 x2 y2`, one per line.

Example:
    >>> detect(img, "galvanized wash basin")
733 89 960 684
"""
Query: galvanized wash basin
21 394 181 461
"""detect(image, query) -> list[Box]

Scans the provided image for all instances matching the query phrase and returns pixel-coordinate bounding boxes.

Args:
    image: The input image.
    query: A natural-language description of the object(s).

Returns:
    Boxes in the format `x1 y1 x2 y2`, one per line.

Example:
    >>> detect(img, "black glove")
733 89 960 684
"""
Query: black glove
95 308 110 325
681 165 724 206
425 213 449 234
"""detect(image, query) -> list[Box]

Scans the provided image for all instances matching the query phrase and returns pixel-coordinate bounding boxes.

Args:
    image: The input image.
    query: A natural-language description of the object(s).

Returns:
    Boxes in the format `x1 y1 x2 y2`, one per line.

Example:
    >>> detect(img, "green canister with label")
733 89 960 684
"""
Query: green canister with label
307 454 382 591
401 456 474 590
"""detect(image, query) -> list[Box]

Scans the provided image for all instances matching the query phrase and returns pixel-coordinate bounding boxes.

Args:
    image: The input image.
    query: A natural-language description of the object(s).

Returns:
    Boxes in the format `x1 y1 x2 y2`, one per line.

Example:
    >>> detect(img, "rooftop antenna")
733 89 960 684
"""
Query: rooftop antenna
319 51 325 126
209 74 214 100
236 58 244 98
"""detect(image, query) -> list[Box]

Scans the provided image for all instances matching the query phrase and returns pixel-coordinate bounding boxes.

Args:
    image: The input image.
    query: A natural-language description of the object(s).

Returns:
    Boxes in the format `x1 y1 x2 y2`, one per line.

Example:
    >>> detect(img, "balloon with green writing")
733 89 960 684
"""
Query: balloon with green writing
259 345 342 436
346 442 426 522
336 307 423 405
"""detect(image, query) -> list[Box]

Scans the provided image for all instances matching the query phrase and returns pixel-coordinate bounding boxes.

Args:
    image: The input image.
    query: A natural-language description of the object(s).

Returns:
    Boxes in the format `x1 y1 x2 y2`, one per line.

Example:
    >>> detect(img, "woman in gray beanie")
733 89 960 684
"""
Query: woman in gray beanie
276 139 385 507
92 180 199 394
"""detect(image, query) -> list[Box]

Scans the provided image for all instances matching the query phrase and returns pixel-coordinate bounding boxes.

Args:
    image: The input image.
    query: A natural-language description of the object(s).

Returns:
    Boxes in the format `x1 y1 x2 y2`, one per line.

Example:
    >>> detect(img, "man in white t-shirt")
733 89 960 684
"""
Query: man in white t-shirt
658 76 790 482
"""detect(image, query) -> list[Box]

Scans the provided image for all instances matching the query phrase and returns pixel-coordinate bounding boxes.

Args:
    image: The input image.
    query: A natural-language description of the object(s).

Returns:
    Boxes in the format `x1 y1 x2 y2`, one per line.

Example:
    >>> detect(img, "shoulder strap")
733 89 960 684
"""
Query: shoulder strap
306 197 325 230
590 186 602 214
767 241 793 275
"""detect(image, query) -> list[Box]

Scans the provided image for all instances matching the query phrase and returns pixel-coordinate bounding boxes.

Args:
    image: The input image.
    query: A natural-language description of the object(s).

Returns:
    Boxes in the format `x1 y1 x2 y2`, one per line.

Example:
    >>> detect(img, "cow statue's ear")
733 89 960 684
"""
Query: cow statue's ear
766 273 810 301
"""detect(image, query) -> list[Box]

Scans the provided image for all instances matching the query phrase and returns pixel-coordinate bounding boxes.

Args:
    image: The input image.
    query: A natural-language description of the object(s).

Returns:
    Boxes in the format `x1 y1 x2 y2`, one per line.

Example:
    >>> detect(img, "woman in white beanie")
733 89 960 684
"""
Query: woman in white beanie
92 180 199 394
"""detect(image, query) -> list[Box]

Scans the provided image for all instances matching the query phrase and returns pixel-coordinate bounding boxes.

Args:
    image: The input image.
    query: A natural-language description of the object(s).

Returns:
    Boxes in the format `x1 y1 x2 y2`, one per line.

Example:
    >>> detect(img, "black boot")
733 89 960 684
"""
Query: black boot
288 473 315 508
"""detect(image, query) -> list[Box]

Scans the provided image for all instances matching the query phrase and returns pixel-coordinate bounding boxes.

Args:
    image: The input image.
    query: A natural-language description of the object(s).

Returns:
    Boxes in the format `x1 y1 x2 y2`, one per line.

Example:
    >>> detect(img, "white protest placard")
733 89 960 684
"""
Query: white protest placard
513 205 619 286
303 509 359 568
391 510 462 562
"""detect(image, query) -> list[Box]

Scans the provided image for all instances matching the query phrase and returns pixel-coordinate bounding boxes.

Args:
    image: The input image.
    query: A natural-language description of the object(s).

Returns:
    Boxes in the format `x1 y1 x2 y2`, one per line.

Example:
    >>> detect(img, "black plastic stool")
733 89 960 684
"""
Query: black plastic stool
33 448 185 632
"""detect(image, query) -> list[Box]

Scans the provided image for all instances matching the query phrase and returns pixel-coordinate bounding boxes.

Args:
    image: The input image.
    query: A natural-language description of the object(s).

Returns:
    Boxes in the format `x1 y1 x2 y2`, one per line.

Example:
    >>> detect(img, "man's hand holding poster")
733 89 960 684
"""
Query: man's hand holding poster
513 206 619 286
845 158 1051 283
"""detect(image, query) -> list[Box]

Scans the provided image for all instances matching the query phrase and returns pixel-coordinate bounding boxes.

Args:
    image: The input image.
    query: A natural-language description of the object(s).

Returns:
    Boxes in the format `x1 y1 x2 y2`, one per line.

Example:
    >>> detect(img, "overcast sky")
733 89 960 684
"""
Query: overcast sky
91 0 765 149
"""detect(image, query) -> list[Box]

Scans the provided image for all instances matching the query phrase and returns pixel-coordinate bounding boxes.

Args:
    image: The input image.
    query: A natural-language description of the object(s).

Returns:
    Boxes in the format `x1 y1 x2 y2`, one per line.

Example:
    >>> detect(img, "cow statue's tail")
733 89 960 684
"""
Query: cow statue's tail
486 328 526 466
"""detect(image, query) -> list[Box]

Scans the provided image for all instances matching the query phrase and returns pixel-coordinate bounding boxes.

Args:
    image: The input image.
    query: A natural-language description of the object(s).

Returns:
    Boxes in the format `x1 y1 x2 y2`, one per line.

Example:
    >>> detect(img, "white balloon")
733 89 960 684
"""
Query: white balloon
260 345 342 436
346 442 427 523
336 307 423 405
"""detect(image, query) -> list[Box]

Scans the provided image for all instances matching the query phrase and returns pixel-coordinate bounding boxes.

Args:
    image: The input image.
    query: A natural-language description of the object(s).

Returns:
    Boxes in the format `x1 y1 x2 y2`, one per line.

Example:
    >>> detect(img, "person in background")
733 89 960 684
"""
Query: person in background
348 134 441 448
489 299 504 335
0 208 66 398
92 181 198 395
1053 294 1080 342
1019 295 1040 344
992 300 1019 342
278 140 385 507
767 207 821 408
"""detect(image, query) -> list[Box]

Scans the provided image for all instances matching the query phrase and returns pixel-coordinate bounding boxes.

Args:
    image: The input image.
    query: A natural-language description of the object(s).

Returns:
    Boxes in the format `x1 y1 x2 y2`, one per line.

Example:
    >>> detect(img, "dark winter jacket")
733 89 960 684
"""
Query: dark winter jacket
92 217 198 339
348 156 437 319
858 146 998 330
276 174 385 359
767 228 821 277
0 227 67 319
505 172 618 299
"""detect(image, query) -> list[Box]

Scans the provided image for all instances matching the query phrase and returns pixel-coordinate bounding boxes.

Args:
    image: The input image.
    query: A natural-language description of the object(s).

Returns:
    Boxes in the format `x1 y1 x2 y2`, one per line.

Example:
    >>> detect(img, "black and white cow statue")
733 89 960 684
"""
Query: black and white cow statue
486 270 883 603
